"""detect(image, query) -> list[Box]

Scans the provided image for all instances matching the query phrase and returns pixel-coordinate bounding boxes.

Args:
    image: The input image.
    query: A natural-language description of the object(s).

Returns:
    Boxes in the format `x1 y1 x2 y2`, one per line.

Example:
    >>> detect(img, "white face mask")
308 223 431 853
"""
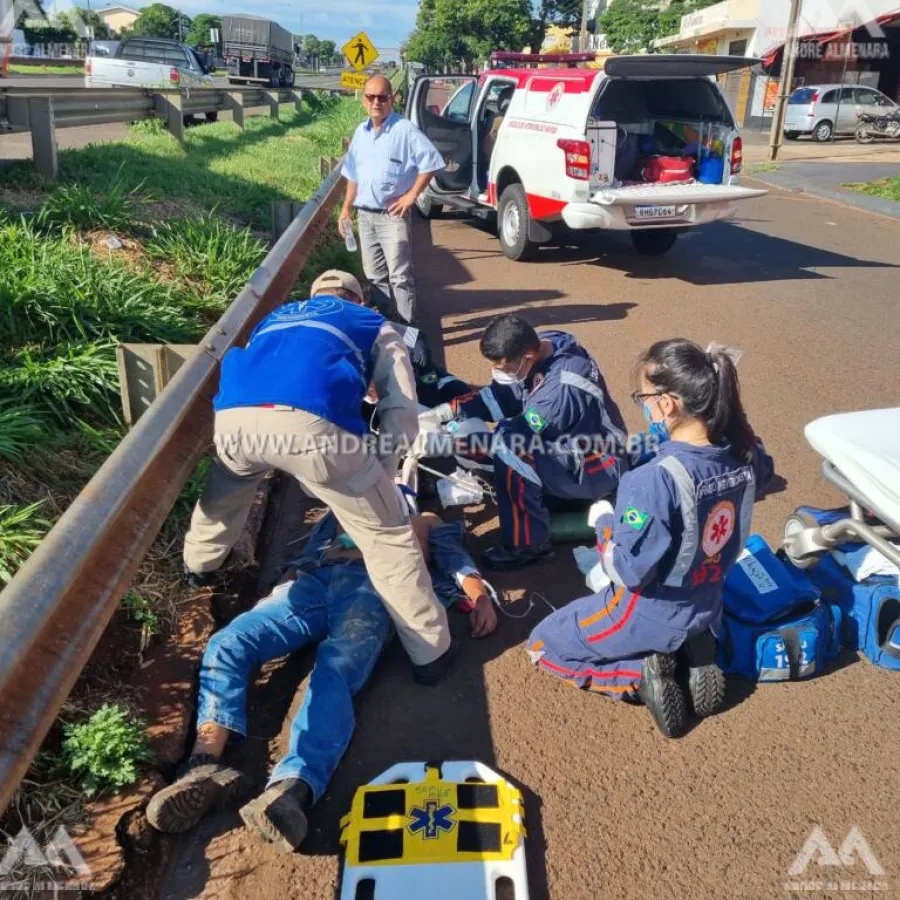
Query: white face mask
491 357 529 386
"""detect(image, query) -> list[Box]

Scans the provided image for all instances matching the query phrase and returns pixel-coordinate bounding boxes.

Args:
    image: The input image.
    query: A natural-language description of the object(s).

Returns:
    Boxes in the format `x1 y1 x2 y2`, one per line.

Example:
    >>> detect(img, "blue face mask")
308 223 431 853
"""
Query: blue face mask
642 400 670 443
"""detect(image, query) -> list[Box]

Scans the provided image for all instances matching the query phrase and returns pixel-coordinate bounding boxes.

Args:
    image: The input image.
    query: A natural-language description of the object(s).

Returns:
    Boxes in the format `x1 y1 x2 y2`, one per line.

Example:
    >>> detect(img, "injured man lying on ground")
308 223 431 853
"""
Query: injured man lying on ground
147 509 497 852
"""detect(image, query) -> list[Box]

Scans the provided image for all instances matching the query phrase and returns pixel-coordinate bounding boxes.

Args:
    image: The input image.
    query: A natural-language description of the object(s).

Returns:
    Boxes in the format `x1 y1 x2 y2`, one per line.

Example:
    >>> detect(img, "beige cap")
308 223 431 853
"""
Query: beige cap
310 269 363 301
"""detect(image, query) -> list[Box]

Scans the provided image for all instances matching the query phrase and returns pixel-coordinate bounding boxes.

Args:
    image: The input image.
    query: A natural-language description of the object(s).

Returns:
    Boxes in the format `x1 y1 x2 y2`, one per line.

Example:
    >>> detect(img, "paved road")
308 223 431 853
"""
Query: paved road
158 189 900 900
1 74 343 90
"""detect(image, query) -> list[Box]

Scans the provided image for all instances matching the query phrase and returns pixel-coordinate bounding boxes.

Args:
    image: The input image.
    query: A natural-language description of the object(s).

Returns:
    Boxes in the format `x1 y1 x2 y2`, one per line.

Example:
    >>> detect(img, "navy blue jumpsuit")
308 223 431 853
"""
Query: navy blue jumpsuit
391 322 470 408
455 331 631 548
528 439 773 698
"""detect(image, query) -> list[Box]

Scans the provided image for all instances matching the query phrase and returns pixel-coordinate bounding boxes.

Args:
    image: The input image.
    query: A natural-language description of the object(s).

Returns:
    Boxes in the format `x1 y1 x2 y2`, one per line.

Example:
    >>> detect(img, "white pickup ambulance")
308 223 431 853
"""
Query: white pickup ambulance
410 54 767 261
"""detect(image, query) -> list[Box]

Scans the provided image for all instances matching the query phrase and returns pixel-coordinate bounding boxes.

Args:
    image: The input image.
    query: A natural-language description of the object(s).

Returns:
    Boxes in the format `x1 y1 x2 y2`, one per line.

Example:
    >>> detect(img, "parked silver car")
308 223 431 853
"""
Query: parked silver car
784 83 897 141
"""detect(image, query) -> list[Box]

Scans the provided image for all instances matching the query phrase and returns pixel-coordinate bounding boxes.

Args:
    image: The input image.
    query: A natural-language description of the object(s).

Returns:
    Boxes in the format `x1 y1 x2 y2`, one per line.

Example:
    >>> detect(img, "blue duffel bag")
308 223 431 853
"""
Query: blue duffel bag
719 535 841 682
807 554 900 671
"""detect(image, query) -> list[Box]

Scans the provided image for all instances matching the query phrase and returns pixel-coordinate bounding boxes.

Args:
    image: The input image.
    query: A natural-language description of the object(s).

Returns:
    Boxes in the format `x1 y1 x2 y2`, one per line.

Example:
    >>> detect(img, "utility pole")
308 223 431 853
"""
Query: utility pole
767 0 803 161
579 0 590 53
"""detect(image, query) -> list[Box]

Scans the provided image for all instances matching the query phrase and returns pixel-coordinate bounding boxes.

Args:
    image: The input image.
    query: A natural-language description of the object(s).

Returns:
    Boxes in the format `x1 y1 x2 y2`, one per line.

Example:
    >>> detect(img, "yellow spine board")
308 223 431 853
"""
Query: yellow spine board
340 766 525 868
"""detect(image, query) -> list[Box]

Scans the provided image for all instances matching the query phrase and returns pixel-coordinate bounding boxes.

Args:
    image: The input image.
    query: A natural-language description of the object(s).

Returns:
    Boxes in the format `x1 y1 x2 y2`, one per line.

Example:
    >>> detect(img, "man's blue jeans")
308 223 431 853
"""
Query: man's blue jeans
196 563 393 803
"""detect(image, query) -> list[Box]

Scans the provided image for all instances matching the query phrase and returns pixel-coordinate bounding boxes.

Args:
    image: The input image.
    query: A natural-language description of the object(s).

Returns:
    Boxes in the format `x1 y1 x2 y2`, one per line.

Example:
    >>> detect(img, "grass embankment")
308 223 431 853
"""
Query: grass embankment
7 63 85 75
844 177 900 203
0 92 364 861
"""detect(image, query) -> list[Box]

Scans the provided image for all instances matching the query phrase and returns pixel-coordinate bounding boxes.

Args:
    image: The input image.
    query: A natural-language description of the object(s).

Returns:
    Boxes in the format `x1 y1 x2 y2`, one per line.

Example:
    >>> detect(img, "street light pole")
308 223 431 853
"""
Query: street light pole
767 0 803 161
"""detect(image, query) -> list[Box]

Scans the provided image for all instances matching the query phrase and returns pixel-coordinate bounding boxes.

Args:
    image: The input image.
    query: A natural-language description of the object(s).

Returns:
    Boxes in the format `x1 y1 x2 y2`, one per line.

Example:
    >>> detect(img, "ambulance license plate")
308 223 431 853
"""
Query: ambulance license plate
634 205 677 219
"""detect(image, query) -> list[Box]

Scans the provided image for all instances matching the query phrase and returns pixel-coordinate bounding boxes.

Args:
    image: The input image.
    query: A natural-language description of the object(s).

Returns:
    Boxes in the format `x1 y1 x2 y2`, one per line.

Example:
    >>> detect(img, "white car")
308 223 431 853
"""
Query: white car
85 36 214 91
410 55 767 260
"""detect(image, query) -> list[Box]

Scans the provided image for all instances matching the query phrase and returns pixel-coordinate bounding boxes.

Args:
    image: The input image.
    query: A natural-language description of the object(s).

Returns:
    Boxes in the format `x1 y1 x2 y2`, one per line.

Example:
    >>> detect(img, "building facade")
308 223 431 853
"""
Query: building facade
97 5 141 35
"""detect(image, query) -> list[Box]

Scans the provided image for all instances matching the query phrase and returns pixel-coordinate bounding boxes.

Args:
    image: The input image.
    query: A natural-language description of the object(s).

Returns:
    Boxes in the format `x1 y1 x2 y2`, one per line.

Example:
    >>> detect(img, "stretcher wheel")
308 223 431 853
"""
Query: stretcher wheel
783 509 822 569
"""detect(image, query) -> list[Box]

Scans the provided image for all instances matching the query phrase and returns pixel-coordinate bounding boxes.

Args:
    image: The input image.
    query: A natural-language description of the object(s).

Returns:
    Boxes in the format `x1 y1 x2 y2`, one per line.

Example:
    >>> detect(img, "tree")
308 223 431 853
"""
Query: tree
65 8 113 40
406 0 531 70
186 13 221 48
319 38 336 65
598 0 662 54
302 33 321 61
128 3 190 40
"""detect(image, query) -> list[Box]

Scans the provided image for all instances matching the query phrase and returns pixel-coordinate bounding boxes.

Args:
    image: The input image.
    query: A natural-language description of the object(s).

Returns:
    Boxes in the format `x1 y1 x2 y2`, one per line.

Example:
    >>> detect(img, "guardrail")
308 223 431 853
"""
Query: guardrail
0 161 346 818
0 85 329 179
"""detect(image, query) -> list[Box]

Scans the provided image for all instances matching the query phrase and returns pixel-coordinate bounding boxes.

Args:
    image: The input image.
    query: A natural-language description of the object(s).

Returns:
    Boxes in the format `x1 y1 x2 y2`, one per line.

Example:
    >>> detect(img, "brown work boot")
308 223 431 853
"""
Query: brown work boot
239 778 313 853
146 755 246 833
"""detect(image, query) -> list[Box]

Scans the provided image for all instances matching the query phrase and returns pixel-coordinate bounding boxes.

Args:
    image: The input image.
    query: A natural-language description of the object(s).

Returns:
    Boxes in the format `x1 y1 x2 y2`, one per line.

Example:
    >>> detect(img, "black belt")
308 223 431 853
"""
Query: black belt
356 206 390 215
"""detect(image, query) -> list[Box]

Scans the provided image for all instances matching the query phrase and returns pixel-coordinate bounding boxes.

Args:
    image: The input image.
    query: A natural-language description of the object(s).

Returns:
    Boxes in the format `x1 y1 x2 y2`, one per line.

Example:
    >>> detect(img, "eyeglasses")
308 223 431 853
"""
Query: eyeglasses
630 390 667 408
364 93 392 103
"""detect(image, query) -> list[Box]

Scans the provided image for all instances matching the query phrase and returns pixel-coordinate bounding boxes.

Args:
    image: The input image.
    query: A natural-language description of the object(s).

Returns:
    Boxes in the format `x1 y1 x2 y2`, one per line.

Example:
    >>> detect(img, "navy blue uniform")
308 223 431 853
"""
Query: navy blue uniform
528 439 773 698
455 331 630 548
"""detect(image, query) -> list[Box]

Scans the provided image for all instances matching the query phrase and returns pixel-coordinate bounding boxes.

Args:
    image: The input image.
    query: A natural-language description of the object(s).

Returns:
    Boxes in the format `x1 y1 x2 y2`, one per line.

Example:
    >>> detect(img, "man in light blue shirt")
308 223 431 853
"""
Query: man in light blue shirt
340 74 445 324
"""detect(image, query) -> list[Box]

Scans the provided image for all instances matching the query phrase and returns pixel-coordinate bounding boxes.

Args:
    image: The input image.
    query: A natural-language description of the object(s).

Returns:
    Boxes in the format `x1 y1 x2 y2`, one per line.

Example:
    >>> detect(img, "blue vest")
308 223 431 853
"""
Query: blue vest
214 296 385 436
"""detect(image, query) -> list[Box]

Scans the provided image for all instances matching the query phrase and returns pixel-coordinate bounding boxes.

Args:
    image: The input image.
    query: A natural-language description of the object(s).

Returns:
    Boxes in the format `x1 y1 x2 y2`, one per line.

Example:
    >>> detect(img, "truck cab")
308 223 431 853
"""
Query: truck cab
409 54 766 261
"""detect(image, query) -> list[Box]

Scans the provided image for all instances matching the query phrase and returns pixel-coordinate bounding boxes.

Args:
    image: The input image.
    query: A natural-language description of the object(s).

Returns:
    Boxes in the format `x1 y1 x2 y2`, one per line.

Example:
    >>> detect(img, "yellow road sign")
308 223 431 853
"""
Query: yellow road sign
341 70 369 91
342 31 379 73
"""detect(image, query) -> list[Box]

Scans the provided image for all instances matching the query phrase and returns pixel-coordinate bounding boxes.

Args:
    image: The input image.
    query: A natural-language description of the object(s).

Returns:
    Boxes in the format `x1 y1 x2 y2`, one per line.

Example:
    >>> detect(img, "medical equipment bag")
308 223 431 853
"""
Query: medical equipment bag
718 535 841 681
807 555 900 671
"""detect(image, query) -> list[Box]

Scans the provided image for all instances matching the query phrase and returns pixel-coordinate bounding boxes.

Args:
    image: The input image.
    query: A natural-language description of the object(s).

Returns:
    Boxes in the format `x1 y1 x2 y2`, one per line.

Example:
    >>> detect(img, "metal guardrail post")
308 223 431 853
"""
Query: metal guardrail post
153 91 184 144
0 164 347 817
263 90 279 122
293 88 304 115
223 91 246 130
27 96 58 179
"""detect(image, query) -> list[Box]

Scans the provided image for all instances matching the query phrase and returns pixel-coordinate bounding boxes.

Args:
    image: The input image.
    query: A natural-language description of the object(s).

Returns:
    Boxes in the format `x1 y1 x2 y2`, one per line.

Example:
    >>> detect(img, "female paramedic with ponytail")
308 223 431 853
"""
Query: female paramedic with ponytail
527 339 774 738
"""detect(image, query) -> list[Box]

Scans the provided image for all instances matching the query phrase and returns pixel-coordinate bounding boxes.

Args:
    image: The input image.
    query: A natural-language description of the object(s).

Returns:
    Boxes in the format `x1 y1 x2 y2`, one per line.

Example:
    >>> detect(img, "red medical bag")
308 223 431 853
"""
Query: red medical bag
639 155 695 184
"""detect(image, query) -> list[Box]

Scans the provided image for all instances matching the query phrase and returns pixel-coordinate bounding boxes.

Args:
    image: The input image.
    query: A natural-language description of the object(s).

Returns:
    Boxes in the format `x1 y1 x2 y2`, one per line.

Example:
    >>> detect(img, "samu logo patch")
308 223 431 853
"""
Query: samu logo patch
524 407 547 433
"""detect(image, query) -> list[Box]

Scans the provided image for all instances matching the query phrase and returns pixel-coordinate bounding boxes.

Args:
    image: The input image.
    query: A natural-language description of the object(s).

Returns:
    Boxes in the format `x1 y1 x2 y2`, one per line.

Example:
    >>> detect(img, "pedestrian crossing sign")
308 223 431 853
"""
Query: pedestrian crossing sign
343 31 380 73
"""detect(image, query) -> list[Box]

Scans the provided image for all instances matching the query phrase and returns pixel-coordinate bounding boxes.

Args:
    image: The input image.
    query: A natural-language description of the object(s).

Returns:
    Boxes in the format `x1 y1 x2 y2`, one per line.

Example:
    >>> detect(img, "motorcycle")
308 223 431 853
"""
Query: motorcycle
855 107 900 143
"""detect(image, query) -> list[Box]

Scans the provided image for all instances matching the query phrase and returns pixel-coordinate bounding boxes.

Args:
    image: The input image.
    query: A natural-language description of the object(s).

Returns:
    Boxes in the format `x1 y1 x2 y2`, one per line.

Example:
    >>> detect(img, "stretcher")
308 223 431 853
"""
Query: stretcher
783 408 900 570
339 761 529 900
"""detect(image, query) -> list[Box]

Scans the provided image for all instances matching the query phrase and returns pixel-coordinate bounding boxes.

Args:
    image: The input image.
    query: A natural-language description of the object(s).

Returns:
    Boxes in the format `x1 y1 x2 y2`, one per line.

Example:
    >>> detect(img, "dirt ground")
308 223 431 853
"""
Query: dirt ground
155 184 900 900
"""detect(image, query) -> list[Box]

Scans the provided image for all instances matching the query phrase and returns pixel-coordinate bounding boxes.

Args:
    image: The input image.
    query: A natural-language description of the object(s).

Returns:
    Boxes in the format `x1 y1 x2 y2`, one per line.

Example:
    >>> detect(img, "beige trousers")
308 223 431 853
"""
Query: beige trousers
183 407 451 666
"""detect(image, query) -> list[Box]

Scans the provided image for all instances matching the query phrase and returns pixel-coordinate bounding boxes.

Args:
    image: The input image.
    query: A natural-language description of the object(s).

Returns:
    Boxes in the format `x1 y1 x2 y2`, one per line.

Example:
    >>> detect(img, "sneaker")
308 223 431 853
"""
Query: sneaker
146 756 245 833
681 631 726 718
638 653 688 739
482 542 554 571
239 778 313 853
411 638 459 686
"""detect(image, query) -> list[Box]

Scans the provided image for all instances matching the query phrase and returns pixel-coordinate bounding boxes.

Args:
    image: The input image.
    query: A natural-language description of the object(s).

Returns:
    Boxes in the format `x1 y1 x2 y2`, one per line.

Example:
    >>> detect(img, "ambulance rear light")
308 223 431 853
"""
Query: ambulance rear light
557 139 591 180
730 136 743 175
169 67 180 85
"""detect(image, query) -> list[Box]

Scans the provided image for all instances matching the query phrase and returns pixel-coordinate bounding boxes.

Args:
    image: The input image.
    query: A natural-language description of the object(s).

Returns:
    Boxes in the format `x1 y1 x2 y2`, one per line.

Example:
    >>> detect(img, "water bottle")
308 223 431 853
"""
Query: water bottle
341 217 357 253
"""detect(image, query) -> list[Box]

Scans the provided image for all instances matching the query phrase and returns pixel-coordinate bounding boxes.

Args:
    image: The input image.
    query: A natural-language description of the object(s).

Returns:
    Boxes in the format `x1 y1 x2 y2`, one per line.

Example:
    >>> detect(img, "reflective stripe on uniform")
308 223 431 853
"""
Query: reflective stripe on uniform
256 319 366 372
438 374 466 389
495 439 542 486
480 386 505 422
660 455 699 588
737 469 756 552
559 369 627 449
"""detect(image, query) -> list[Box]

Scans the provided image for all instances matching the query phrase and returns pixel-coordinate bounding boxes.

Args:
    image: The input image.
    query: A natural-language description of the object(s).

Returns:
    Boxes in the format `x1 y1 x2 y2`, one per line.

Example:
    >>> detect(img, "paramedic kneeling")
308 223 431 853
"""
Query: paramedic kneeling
182 270 454 684
528 339 774 738
430 314 631 571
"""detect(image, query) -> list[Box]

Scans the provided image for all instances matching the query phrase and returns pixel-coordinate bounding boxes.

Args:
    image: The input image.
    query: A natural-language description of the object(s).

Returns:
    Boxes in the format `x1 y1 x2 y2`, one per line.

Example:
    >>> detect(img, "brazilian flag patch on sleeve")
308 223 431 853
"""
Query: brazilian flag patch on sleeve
623 506 650 532
524 407 547 433
420 371 438 384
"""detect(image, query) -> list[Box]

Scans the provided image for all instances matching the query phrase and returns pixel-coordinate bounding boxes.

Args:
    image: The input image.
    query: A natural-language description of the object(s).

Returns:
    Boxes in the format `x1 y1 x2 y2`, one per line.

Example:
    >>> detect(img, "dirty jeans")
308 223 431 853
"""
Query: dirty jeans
357 209 416 324
196 564 392 803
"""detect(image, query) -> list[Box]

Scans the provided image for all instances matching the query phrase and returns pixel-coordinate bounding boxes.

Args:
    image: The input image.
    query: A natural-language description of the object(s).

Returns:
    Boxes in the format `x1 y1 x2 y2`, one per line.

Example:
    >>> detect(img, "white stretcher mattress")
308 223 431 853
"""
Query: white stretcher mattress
805 408 900 529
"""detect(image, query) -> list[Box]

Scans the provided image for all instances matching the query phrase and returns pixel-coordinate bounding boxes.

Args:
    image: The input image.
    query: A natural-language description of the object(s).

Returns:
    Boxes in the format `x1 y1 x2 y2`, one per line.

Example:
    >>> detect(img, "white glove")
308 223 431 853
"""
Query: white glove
587 499 614 529
419 403 454 428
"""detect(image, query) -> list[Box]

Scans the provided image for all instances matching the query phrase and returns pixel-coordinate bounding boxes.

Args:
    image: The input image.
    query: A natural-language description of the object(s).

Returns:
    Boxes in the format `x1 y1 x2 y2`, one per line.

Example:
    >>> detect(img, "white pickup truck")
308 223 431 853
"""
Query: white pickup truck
85 37 215 92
